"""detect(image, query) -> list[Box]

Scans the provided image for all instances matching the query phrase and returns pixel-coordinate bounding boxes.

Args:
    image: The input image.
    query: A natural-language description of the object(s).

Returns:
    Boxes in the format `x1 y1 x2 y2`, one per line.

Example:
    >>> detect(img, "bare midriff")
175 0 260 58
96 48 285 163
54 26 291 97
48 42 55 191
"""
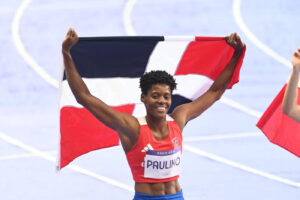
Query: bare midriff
135 179 181 195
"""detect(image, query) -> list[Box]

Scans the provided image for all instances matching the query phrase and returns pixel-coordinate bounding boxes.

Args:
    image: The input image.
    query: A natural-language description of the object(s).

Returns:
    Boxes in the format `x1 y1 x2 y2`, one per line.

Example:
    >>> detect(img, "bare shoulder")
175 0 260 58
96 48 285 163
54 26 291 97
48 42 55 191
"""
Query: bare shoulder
170 103 191 131
115 112 141 152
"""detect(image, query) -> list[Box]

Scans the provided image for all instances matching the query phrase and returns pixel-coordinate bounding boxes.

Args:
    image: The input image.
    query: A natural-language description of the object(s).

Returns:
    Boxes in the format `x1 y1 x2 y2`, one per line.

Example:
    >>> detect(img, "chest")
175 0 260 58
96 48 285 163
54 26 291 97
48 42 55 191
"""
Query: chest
138 124 181 151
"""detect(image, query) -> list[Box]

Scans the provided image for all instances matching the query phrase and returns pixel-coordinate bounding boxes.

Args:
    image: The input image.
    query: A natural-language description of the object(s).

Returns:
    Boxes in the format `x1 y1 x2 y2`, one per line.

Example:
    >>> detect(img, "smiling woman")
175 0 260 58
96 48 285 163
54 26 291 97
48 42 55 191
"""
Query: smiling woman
140 71 176 121
61 26 245 199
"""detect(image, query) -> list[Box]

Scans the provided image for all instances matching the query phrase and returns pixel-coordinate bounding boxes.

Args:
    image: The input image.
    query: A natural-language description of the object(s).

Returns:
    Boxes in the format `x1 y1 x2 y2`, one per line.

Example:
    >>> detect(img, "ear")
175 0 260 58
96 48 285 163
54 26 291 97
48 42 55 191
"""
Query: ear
141 93 145 103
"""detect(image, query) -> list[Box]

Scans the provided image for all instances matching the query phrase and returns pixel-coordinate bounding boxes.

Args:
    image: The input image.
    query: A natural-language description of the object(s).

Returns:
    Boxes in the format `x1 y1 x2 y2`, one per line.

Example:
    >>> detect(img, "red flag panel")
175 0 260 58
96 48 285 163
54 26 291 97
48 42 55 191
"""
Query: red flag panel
59 104 135 169
175 37 246 89
257 85 300 157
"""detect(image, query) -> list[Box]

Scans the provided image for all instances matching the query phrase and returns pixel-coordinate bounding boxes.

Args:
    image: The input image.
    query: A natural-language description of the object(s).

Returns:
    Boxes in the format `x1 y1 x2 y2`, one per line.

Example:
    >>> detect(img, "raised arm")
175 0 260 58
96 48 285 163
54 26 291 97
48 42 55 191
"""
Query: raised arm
62 27 139 151
282 47 300 123
171 33 245 130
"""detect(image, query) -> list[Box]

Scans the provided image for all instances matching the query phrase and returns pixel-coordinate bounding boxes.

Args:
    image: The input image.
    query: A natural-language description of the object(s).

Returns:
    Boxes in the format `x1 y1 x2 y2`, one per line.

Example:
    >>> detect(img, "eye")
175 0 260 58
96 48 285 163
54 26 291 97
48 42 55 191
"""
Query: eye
152 95 158 99
164 95 170 100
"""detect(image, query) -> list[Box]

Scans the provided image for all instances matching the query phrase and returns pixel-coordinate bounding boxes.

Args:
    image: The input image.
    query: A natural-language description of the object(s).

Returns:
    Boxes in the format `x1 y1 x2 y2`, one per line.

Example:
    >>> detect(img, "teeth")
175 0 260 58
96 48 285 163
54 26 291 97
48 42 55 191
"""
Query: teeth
157 107 166 111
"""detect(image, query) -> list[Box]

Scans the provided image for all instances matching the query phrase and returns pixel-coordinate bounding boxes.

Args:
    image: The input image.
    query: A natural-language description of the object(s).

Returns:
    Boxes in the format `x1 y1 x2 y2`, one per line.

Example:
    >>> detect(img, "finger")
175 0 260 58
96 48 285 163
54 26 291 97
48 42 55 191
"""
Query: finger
68 26 74 34
294 51 300 58
228 34 235 43
70 28 77 38
72 29 77 38
230 32 235 37
231 32 237 41
70 28 75 37
235 34 241 43
231 32 238 41
74 31 78 38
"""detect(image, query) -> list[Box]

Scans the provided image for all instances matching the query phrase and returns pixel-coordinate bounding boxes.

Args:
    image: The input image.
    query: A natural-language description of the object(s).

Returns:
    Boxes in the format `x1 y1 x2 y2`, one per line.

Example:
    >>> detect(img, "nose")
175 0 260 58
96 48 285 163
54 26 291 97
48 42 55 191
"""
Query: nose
158 96 166 104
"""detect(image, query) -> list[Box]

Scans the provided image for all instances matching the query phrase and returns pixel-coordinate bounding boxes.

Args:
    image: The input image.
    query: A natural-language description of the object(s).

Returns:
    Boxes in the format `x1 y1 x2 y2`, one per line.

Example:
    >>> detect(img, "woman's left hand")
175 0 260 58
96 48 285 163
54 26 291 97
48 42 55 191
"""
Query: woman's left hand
225 32 245 57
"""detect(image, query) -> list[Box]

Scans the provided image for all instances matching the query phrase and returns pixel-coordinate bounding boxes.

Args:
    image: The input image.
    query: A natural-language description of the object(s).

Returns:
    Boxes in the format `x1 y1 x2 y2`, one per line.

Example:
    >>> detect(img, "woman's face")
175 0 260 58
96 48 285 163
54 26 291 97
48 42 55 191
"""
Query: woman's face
141 84 172 119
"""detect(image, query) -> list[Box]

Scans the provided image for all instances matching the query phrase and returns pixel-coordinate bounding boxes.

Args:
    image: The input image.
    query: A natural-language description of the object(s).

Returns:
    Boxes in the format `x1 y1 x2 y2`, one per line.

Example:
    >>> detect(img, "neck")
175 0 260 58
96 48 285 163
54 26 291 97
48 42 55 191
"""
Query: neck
145 115 168 132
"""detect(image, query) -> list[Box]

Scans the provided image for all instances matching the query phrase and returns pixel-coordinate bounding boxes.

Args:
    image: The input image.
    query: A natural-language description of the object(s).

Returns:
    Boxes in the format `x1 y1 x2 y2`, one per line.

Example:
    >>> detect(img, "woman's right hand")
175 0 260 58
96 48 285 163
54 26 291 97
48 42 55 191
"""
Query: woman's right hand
62 27 79 53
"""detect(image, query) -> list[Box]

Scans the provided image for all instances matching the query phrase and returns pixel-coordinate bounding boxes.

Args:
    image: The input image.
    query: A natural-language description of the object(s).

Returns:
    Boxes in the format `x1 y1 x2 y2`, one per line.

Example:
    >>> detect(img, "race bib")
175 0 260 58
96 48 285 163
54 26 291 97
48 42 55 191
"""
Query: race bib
144 147 181 179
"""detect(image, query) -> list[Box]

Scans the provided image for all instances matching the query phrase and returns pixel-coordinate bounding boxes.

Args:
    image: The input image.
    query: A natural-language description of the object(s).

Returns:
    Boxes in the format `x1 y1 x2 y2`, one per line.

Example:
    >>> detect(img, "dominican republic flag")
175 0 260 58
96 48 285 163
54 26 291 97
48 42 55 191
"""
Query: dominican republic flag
257 84 300 157
58 36 246 170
